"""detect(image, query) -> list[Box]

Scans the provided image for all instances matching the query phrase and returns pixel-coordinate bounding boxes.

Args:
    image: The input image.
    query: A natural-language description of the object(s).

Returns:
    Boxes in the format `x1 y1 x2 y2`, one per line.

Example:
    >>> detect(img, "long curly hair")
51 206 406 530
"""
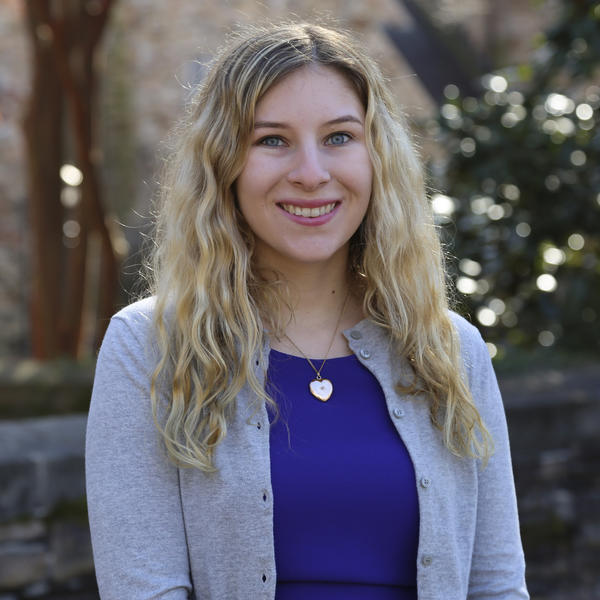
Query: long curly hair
147 22 492 471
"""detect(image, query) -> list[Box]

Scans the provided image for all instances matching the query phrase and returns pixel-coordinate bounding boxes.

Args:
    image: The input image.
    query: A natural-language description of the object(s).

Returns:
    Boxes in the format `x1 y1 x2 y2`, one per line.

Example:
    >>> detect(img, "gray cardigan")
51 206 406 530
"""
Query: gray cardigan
86 297 529 599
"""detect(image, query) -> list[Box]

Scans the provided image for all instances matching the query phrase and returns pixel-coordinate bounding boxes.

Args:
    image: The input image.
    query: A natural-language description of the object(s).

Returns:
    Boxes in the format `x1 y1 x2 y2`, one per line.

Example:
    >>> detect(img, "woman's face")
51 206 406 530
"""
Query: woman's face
236 65 372 272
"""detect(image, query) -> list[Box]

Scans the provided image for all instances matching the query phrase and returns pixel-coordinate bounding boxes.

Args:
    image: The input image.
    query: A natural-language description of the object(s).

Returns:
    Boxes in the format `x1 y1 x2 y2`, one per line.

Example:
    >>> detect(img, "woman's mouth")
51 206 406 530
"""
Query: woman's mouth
279 202 337 218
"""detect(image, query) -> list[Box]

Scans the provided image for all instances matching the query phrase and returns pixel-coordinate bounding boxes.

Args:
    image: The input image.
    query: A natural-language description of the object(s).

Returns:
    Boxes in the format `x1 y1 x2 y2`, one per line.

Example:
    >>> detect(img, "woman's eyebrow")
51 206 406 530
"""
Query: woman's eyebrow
324 115 363 126
254 114 363 129
254 121 289 129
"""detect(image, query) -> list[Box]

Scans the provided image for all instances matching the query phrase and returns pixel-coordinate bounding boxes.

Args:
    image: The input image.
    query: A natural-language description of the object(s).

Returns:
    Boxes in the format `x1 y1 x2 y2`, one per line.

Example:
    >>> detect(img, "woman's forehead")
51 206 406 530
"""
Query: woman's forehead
254 65 364 122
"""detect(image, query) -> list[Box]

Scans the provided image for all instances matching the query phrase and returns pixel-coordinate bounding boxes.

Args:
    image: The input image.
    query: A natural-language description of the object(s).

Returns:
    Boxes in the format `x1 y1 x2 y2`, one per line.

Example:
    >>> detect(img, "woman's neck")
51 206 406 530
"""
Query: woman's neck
258 256 364 358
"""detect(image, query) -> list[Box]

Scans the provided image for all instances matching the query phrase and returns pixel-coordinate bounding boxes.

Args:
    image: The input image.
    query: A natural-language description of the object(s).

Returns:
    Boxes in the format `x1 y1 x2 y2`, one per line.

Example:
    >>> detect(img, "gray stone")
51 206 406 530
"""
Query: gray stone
49 521 94 582
539 447 577 482
0 520 45 543
0 542 48 588
0 460 37 522
580 521 600 545
0 416 86 462
500 365 599 409
0 416 87 522
21 580 51 598
547 489 576 524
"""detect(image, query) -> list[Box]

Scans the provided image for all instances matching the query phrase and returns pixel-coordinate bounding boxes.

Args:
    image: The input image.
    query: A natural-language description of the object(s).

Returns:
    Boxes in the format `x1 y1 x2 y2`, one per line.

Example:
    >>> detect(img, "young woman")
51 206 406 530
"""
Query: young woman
86 23 529 600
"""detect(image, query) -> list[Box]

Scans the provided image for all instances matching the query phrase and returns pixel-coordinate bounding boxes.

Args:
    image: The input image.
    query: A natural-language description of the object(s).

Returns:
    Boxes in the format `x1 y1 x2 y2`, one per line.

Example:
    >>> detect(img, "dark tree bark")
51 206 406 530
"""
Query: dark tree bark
22 0 117 359
23 2 65 358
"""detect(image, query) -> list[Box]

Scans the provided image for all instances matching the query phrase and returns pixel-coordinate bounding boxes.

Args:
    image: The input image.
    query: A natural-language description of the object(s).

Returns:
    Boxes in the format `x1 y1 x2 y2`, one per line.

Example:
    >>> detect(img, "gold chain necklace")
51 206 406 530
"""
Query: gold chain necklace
283 291 350 402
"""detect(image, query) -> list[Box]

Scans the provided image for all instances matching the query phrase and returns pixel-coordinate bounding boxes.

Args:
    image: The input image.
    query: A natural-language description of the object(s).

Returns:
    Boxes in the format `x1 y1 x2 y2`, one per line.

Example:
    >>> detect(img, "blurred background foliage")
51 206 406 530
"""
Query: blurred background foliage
429 0 600 364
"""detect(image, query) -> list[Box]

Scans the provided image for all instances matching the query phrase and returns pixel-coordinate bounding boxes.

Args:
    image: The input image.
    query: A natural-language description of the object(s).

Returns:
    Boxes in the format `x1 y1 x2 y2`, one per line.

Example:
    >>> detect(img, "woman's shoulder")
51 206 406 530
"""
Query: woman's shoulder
98 297 160 364
448 309 482 349
111 296 157 327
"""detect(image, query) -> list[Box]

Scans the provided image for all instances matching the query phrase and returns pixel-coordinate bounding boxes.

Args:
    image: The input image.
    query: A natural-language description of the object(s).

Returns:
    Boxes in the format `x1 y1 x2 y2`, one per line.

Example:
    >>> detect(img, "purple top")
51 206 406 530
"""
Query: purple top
267 349 419 600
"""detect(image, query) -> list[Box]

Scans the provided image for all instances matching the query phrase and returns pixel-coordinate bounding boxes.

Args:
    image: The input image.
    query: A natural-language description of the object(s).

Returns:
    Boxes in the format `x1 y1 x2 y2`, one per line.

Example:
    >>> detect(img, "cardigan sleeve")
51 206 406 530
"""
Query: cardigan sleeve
86 309 192 599
458 321 529 600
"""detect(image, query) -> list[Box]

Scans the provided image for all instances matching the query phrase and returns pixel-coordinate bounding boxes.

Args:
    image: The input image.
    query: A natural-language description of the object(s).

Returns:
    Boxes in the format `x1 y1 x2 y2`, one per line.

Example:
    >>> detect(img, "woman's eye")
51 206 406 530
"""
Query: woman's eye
259 136 285 147
326 132 352 146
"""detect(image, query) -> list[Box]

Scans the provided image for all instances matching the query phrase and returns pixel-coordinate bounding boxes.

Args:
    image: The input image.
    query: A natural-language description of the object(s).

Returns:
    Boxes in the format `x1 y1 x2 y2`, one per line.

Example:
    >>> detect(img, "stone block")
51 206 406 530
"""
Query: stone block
0 416 87 522
21 580 51 598
49 521 94 582
0 542 48 588
538 447 578 482
0 521 45 543
0 460 37 522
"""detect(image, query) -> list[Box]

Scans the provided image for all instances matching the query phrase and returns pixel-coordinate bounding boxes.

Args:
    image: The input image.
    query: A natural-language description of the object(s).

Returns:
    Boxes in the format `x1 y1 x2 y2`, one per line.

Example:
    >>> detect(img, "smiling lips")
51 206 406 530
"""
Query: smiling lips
279 202 337 218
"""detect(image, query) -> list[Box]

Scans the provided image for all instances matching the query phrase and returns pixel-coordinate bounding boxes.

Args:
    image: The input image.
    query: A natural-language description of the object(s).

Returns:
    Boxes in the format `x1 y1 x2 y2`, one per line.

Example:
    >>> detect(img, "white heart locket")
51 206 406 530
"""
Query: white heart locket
309 378 333 401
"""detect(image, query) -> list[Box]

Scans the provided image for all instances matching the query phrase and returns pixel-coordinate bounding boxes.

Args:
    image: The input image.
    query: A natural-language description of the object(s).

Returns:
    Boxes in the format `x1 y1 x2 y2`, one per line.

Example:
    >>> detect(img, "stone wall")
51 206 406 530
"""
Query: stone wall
0 366 599 599
502 365 600 600
0 416 93 599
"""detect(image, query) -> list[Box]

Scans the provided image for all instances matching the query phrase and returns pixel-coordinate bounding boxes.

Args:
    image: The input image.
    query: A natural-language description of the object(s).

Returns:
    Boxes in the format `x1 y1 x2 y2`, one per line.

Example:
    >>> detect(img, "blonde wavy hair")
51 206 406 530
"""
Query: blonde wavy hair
147 22 493 471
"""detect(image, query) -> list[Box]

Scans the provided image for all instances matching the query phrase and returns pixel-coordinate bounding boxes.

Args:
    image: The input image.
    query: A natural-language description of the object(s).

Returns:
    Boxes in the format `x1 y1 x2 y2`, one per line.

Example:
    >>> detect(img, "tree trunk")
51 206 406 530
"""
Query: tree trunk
23 2 64 359
22 0 117 359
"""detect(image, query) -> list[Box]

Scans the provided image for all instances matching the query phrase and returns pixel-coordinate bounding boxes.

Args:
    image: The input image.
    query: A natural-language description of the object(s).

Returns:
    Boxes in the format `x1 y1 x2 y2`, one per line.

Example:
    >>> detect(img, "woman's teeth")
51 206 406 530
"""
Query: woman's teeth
280 203 336 217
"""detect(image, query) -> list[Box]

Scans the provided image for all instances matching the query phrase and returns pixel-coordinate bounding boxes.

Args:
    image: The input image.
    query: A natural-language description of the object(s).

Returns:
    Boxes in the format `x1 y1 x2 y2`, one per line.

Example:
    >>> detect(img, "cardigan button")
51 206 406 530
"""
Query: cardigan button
420 476 431 489
350 330 362 340
421 555 433 567
393 407 405 418
359 348 371 359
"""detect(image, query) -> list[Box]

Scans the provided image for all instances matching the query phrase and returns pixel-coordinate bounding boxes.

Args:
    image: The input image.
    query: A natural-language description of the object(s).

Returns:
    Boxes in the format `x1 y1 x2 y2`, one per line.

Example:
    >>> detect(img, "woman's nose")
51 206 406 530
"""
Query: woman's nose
286 145 331 190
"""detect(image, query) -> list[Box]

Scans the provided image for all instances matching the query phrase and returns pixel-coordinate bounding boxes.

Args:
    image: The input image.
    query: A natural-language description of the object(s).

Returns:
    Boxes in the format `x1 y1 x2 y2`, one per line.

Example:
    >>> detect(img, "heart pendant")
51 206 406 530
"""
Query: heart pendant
309 378 333 402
